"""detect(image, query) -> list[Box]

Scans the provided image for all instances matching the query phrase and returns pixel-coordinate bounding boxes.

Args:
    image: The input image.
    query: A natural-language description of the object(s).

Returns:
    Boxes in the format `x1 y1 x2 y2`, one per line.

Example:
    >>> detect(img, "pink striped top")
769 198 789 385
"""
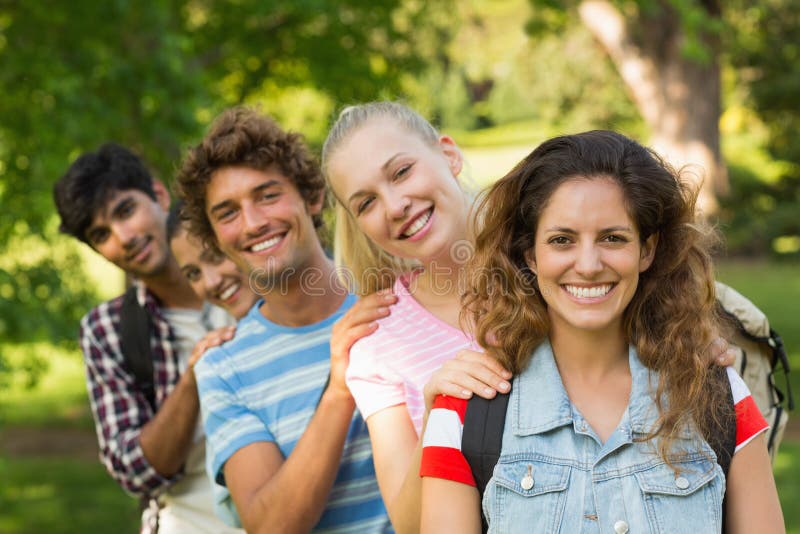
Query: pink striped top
345 273 479 436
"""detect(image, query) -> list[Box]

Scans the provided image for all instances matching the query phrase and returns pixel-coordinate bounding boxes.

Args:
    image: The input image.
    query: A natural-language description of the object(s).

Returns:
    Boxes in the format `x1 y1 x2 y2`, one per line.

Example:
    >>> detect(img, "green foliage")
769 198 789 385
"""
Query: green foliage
0 0 448 386
727 0 800 175
720 164 800 258
485 22 643 135
525 0 724 63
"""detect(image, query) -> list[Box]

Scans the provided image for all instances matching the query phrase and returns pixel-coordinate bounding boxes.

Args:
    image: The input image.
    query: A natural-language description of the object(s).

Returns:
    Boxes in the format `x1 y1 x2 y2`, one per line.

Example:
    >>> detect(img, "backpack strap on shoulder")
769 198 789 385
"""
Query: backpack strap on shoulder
462 391 511 533
705 366 737 479
119 286 156 412
702 365 737 534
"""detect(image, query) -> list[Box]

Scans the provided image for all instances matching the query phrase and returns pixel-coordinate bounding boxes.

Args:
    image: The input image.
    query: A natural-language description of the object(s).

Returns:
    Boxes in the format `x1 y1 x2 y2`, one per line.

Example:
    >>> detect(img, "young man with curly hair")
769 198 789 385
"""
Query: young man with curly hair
53 144 242 533
176 107 390 533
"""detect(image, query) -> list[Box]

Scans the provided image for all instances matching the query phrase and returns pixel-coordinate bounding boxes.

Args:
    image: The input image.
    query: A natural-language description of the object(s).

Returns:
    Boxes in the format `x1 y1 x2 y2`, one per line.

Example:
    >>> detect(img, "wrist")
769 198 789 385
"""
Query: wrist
180 365 198 389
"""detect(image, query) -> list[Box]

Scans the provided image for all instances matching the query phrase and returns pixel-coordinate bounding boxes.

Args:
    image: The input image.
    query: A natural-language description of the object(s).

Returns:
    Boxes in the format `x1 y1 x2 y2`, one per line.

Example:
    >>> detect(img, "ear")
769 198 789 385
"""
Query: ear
639 233 658 272
306 189 325 216
152 179 171 211
524 247 537 276
438 135 463 177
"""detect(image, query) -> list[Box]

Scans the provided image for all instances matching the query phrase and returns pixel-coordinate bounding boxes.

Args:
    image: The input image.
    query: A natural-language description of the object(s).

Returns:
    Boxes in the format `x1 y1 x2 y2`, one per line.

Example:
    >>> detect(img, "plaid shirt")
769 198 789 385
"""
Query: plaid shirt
79 281 182 502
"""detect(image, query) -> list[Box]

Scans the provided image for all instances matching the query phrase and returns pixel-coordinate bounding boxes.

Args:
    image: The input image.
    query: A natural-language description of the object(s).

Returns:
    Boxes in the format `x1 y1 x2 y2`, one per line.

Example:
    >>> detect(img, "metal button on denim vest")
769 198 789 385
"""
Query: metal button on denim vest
483 341 724 534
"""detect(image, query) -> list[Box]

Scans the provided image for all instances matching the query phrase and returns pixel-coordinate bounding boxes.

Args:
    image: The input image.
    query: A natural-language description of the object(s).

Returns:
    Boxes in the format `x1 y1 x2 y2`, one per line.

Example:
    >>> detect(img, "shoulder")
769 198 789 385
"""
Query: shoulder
349 281 426 355
79 294 127 351
80 294 124 330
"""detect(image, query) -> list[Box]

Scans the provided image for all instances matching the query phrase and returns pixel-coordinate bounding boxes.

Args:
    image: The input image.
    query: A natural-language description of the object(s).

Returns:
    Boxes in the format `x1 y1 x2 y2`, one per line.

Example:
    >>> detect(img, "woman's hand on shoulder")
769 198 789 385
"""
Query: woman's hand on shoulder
423 348 512 412
328 288 398 396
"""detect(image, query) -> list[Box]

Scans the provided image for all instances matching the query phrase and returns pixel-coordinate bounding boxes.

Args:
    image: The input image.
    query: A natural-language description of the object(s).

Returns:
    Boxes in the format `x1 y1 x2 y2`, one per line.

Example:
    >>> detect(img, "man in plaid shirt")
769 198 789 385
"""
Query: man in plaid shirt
53 143 242 533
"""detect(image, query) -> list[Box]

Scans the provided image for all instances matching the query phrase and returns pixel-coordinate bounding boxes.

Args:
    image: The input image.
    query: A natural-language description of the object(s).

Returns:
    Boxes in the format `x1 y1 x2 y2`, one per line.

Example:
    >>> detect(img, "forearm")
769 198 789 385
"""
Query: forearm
388 440 424 534
139 369 201 477
243 389 356 533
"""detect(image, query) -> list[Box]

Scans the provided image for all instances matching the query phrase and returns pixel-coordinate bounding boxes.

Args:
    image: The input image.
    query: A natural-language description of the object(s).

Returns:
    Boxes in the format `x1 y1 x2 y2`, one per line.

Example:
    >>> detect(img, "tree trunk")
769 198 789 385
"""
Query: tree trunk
578 0 726 214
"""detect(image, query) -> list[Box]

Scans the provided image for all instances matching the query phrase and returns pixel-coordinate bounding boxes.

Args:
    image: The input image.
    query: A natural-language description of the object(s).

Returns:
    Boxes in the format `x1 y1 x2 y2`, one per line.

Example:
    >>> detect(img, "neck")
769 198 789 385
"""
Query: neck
257 252 347 328
139 258 203 310
549 321 629 381
406 260 464 329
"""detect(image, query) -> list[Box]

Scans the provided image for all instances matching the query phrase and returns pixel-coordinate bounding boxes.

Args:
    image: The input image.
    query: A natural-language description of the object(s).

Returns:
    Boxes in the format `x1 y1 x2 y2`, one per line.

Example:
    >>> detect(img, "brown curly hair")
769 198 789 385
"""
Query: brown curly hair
175 107 327 250
463 130 729 463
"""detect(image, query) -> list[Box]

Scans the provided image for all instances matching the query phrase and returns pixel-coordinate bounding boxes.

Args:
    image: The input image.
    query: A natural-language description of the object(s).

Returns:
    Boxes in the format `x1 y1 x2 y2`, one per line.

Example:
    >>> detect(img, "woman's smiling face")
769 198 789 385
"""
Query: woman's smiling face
326 118 470 265
526 176 657 336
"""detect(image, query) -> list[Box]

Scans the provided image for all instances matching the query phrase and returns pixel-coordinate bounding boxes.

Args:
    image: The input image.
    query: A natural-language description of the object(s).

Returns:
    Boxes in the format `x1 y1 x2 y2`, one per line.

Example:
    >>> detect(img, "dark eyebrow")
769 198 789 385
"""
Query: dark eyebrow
85 226 105 243
544 225 634 234
209 180 281 214
109 195 135 218
346 153 407 205
85 195 134 241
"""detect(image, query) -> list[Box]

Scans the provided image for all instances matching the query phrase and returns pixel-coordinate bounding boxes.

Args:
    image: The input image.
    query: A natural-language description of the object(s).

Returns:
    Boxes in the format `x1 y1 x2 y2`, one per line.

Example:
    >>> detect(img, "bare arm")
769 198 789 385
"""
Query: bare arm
366 406 424 534
224 388 356 534
725 433 784 534
140 326 236 477
368 349 511 534
421 478 481 534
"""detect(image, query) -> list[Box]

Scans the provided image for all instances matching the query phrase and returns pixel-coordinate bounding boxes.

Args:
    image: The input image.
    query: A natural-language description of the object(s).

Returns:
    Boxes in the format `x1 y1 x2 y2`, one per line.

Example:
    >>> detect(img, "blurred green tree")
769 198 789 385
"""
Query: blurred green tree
728 0 800 173
720 0 800 257
0 0 447 385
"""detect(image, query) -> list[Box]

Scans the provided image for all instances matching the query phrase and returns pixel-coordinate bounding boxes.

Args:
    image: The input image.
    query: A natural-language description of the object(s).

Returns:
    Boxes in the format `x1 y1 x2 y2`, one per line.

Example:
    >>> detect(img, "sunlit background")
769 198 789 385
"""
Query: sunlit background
1 1 798 532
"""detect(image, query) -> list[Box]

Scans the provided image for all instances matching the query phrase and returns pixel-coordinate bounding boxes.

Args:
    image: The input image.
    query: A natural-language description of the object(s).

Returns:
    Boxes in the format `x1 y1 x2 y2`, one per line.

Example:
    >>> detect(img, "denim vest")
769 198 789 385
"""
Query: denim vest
483 341 724 534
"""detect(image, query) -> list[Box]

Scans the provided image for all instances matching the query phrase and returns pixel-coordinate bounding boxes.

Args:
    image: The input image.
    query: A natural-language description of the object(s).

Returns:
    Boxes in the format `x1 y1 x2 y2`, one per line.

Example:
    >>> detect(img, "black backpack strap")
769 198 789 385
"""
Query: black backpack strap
768 329 794 410
119 286 156 412
706 366 737 478
702 366 736 534
461 391 510 533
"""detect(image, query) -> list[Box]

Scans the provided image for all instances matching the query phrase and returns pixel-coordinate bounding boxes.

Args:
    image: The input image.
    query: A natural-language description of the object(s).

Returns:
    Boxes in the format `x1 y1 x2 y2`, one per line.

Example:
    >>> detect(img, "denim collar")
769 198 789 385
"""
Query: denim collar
511 339 660 437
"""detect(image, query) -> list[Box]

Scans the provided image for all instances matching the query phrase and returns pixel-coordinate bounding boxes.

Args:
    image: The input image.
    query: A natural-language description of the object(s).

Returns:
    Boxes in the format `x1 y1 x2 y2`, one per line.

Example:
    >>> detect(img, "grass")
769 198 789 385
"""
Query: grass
774 442 800 533
0 456 139 533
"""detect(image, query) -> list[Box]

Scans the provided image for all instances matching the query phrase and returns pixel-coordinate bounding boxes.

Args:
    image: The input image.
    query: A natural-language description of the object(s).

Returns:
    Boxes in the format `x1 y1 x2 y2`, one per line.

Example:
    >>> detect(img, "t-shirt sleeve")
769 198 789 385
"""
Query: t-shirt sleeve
345 337 406 421
419 395 476 487
727 367 770 453
195 350 277 486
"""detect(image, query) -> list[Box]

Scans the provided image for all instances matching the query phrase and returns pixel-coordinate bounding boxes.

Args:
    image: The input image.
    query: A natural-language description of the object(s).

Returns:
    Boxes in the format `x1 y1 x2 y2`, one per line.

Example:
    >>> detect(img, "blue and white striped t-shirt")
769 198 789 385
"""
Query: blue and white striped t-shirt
195 294 391 532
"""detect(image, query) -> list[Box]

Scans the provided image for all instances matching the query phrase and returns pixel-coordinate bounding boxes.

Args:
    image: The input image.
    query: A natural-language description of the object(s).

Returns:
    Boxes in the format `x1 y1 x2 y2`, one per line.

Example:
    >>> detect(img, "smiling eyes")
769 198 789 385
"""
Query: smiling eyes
214 190 281 222
183 266 201 282
547 234 630 246
355 163 414 216
87 199 136 245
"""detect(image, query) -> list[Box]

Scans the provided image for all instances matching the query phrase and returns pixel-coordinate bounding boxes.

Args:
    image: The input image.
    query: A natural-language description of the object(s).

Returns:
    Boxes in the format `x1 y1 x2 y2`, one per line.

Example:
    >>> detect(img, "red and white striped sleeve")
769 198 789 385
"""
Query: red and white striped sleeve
419 395 476 486
727 367 770 453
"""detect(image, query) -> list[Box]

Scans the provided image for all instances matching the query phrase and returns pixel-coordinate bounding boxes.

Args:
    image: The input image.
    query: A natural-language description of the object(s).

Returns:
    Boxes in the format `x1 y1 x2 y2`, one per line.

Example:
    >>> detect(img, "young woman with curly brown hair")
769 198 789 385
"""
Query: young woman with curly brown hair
419 131 783 533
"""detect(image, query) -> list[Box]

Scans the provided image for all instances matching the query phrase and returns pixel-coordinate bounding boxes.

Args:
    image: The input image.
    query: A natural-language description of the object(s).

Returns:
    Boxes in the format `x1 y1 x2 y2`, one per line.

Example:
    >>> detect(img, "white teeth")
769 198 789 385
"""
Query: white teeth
565 284 612 298
219 283 239 301
250 235 281 252
402 209 432 238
